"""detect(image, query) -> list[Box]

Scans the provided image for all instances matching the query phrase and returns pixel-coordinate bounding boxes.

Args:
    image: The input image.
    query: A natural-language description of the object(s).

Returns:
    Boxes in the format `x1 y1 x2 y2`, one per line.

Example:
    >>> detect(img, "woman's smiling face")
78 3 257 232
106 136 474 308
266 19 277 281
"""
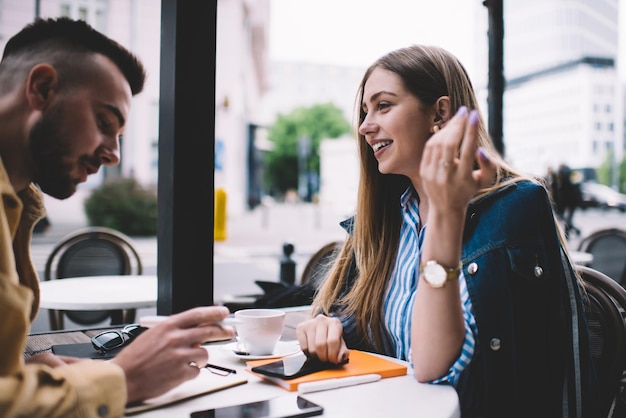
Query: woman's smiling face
359 67 434 178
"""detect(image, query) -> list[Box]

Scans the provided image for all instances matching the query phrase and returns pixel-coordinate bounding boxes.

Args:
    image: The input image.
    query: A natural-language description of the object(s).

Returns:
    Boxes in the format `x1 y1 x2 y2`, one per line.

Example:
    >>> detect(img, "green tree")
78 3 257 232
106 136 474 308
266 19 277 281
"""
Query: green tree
597 153 612 185
84 178 158 236
619 156 626 193
596 152 613 186
597 152 626 192
264 102 351 198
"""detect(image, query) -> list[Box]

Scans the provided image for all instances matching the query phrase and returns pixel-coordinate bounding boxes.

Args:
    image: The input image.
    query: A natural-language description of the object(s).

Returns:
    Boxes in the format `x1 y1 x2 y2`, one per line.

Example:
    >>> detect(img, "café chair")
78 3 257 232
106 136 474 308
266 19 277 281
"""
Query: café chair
576 265 626 417
44 226 143 330
577 228 626 287
299 240 343 288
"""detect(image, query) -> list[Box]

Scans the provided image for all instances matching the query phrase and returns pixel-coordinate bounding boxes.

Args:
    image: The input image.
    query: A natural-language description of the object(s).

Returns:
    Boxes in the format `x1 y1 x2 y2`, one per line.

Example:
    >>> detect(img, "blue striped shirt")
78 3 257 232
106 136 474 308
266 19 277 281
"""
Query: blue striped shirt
382 188 477 386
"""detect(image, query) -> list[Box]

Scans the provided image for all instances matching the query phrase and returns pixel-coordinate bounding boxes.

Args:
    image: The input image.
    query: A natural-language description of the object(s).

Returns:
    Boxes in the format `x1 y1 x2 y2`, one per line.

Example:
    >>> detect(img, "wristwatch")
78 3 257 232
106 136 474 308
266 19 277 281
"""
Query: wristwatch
420 260 462 288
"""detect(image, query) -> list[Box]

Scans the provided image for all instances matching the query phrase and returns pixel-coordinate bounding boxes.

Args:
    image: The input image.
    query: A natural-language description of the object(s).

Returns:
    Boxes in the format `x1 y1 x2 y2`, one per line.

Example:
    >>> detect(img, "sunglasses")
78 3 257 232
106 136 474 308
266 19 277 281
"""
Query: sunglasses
91 324 147 353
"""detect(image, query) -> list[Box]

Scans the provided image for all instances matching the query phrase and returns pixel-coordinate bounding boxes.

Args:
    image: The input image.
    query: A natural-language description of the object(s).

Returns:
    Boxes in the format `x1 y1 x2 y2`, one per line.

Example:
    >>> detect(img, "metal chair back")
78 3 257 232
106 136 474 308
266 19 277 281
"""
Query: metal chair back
299 240 343 288
44 226 143 330
577 265 626 417
577 228 626 286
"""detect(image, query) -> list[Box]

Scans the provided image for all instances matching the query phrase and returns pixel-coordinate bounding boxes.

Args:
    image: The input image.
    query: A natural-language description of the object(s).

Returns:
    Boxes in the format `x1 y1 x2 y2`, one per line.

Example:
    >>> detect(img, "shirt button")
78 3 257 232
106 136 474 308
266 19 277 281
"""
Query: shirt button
534 265 544 278
97 405 109 417
468 262 478 275
490 338 502 351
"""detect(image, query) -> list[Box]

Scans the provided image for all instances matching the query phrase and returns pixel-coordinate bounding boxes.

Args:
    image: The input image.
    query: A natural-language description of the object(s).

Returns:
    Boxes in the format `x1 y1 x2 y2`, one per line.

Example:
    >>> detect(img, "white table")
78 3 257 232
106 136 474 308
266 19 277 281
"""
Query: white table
38 275 157 310
570 250 593 266
27 302 459 417
125 339 460 418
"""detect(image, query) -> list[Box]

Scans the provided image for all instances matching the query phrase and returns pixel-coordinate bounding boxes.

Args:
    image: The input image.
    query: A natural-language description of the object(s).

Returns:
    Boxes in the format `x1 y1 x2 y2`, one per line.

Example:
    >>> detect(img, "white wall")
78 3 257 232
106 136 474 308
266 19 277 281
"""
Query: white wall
318 136 359 218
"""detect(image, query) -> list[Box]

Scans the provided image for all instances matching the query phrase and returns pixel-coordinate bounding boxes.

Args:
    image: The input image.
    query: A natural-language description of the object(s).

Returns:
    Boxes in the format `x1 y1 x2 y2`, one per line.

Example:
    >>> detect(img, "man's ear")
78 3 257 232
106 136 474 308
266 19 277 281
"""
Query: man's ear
433 96 451 125
26 64 58 110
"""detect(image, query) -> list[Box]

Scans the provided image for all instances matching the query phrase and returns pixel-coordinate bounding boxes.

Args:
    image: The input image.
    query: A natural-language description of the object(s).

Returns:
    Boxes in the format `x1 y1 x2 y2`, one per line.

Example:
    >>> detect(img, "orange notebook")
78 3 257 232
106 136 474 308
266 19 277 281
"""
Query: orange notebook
245 349 407 391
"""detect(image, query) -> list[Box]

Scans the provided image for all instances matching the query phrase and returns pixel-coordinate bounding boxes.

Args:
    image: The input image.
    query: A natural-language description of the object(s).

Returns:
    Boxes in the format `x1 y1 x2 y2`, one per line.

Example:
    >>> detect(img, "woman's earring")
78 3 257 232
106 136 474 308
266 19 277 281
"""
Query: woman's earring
431 125 440 134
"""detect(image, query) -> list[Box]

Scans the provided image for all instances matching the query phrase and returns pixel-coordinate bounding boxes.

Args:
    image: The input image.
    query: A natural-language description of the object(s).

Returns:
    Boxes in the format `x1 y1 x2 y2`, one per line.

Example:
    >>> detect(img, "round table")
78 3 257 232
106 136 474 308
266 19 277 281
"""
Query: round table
570 251 593 266
38 275 157 311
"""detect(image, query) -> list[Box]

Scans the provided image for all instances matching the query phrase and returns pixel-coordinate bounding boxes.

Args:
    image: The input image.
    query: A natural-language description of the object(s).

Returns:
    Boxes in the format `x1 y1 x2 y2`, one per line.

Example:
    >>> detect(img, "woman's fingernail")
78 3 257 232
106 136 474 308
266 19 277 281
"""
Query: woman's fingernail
456 106 468 117
478 146 489 162
469 110 479 125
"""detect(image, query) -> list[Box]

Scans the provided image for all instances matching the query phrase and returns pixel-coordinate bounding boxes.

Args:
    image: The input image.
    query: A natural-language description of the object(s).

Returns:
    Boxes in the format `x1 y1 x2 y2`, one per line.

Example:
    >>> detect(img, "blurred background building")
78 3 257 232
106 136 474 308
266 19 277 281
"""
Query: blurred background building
503 0 623 182
1 0 624 224
0 0 270 219
215 0 270 215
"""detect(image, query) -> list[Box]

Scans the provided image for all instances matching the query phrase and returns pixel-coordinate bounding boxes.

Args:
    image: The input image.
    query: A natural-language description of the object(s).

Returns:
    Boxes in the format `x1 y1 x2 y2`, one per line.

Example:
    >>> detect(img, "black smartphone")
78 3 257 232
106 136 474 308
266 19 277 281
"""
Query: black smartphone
251 353 348 380
189 395 323 418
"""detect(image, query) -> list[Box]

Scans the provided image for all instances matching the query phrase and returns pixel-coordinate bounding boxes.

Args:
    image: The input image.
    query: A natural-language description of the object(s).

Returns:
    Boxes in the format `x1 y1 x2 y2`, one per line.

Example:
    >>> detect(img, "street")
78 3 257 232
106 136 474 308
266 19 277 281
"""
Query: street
562 207 626 249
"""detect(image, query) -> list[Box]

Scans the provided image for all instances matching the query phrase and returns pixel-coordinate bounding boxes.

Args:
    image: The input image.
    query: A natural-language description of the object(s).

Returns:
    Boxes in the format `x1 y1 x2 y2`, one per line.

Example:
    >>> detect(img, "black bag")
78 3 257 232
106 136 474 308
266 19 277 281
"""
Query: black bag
253 281 317 308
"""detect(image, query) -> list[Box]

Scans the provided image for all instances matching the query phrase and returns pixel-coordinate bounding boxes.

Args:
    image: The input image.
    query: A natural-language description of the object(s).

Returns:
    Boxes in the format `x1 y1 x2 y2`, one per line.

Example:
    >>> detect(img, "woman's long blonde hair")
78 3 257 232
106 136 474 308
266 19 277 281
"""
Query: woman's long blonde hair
311 45 543 351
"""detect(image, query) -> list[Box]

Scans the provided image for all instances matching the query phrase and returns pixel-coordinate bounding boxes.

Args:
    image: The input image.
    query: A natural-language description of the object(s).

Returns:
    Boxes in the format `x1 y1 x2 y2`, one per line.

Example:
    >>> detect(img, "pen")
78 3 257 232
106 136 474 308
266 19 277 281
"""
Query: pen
297 373 382 394
205 363 238 374
217 317 242 326
139 315 241 327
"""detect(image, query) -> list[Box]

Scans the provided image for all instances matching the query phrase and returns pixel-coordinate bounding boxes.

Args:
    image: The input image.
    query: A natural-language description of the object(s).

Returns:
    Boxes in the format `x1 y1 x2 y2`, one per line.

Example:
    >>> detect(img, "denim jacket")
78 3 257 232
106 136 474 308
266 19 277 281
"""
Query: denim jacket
339 180 598 418
456 180 598 417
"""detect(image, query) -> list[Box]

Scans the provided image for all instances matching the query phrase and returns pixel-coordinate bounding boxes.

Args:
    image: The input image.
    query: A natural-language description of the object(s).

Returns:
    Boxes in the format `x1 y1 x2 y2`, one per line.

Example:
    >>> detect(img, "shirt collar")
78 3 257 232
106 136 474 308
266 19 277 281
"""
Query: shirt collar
400 186 419 210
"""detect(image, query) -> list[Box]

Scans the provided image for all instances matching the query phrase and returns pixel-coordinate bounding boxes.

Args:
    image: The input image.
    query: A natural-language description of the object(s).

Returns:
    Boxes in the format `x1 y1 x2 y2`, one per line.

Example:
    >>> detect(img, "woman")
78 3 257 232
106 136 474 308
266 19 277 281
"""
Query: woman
296 45 598 417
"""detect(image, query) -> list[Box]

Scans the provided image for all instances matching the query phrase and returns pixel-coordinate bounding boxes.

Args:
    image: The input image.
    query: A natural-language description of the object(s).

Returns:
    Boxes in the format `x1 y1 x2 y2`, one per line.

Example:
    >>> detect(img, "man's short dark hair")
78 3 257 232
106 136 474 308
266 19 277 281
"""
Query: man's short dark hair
2 17 146 95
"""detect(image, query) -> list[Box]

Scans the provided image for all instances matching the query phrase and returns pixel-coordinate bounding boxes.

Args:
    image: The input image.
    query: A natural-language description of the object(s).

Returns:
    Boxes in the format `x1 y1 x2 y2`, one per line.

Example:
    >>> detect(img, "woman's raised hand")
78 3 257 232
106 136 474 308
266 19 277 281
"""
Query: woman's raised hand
420 106 496 213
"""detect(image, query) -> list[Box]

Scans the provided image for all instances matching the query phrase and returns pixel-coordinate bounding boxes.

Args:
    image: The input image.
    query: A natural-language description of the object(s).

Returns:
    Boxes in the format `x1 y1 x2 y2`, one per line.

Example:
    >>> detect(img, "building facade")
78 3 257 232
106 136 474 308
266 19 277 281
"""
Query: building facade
215 0 270 215
3 0 623 221
502 0 622 178
0 0 271 217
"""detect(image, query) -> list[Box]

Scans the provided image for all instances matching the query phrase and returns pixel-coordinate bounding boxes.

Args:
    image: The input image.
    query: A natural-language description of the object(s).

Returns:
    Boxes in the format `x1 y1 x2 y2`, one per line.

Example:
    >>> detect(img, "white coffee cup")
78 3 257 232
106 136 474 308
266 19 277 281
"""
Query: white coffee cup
234 308 286 356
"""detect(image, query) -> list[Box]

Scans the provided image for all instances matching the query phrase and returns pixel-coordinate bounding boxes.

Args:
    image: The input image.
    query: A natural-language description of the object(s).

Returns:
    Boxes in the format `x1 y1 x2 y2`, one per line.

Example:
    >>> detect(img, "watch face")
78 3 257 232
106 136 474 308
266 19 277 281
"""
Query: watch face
424 262 446 287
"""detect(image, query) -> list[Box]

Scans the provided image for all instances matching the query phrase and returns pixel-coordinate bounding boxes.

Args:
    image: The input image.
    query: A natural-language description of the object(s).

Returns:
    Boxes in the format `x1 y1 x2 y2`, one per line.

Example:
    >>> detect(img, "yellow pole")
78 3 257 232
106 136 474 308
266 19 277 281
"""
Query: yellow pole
214 187 227 241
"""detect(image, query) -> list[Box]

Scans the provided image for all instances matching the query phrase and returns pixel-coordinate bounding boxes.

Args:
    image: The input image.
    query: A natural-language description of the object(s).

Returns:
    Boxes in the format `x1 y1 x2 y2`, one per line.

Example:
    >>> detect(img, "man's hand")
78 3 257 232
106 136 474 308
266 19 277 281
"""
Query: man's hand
25 352 83 367
110 306 235 404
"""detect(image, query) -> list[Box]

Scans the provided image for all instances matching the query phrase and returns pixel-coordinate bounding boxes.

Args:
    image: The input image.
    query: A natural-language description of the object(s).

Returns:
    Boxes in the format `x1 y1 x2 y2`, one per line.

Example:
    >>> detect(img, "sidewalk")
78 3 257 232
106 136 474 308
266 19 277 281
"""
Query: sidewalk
36 193 348 258
27 196 625 334
214 202 348 258
33 194 619 279
29 199 349 333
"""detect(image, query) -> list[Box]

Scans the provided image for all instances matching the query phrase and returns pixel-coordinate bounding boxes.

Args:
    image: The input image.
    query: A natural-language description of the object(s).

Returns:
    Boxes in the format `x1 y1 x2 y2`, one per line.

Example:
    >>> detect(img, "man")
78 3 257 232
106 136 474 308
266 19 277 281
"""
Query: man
556 163 582 237
0 17 234 417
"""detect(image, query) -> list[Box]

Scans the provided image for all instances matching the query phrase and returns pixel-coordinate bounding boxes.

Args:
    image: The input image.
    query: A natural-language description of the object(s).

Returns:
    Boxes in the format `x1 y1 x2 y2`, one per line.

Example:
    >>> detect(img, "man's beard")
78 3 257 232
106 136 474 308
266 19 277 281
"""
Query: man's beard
29 105 77 200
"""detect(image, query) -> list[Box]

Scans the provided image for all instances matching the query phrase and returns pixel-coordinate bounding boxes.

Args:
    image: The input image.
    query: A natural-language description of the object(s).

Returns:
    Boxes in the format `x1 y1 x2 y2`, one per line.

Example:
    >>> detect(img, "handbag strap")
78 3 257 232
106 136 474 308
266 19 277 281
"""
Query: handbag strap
561 246 582 418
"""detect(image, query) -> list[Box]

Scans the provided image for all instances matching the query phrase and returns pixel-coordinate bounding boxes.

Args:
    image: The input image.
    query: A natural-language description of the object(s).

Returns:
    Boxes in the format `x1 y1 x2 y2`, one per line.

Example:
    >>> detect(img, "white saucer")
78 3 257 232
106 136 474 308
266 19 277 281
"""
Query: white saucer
223 340 301 360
